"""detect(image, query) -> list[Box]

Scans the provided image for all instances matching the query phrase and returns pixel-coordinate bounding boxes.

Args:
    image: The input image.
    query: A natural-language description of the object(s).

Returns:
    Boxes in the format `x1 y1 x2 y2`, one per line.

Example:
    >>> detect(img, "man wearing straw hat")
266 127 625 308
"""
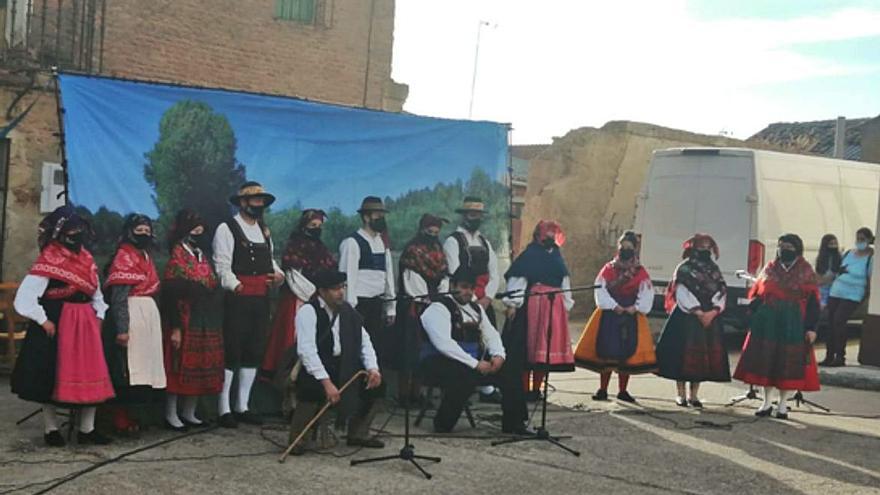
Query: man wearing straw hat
338 196 397 372
213 181 284 428
288 270 384 455
444 196 502 403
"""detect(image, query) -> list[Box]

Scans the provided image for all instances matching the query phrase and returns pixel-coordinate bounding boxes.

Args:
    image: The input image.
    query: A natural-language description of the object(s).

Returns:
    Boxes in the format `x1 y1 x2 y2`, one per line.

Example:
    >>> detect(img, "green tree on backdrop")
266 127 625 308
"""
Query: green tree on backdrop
143 100 247 236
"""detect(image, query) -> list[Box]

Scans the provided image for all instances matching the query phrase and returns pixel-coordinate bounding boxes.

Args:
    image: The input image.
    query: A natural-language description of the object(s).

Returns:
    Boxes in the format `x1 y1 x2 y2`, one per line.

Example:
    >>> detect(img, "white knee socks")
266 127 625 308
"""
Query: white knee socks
219 369 234 416
166 394 184 427
79 406 96 434
777 389 790 414
234 368 257 413
43 404 60 434
181 396 202 424
760 386 773 411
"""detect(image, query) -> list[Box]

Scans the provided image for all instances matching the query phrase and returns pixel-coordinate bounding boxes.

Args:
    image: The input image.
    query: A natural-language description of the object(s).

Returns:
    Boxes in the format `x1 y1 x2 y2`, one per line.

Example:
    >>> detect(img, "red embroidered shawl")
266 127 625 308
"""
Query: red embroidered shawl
29 242 99 299
106 243 160 296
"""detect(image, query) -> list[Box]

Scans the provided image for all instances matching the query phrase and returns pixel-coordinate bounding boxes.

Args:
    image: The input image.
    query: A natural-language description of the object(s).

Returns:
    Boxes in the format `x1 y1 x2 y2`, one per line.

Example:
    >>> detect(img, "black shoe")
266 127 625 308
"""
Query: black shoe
347 437 385 449
77 430 113 445
502 424 536 436
479 390 503 404
164 420 189 433
181 418 208 428
591 389 608 401
675 397 688 407
44 430 66 447
688 399 703 409
234 410 263 425
525 390 543 402
755 407 773 417
774 411 789 420
617 391 637 404
218 413 238 429
827 356 846 367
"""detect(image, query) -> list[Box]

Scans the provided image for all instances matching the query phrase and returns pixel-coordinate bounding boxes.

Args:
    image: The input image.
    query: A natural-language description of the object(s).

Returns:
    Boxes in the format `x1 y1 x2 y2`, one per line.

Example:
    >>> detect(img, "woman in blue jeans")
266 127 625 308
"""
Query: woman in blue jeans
822 227 874 367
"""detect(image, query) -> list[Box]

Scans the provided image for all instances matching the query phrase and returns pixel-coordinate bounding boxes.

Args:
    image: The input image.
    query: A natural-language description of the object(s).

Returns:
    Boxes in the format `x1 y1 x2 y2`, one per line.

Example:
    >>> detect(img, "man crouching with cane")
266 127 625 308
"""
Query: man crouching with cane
288 270 384 456
419 266 525 433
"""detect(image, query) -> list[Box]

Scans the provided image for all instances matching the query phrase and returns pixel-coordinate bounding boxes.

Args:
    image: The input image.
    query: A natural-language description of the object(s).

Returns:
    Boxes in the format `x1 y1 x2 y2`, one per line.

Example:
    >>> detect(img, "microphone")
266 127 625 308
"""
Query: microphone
735 270 757 283
494 289 524 299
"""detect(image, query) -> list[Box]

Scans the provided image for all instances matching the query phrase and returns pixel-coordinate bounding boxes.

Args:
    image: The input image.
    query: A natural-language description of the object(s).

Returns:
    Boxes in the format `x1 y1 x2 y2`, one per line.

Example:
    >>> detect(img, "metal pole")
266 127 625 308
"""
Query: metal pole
467 20 489 119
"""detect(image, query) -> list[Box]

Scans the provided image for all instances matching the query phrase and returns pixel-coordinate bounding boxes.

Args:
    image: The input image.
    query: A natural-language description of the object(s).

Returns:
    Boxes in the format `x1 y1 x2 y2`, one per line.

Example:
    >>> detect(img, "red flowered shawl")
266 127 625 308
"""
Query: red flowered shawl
105 243 160 296
29 241 99 299
751 257 819 316
163 244 218 289
599 254 650 302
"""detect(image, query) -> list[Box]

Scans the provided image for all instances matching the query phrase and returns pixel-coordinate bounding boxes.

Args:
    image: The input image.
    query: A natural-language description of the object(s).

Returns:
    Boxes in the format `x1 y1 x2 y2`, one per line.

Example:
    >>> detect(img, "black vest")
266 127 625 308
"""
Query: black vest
227 217 274 275
451 231 490 276
420 296 483 361
350 231 386 271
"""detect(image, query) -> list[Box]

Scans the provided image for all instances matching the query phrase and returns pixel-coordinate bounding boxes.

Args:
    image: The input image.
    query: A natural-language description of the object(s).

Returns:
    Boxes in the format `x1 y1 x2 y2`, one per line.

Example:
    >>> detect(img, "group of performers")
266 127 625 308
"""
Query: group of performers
9 180 825 451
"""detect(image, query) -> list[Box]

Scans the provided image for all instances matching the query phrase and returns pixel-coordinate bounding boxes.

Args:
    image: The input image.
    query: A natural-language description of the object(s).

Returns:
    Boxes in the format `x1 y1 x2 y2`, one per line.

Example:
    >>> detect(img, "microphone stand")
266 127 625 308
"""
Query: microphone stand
492 285 598 457
350 291 455 479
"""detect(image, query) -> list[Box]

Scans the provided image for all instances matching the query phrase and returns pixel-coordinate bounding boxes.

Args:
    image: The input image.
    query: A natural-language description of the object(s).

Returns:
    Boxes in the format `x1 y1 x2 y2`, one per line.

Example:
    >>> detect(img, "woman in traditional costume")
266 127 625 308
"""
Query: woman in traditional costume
655 234 730 408
103 213 165 434
260 209 336 380
574 231 656 403
12 206 115 446
161 210 224 430
733 233 820 419
503 220 574 401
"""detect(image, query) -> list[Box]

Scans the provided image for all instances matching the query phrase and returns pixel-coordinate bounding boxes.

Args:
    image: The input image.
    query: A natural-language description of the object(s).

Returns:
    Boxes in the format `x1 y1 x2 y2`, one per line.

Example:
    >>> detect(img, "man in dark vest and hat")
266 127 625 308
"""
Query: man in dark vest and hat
443 196 502 403
213 181 284 428
338 196 396 370
289 270 384 455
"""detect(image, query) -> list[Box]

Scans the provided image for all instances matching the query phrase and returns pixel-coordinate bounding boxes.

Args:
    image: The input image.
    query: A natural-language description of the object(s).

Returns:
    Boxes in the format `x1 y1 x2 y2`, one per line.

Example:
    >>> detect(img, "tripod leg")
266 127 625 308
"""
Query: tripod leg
413 454 442 463
547 437 581 456
350 454 401 466
409 459 433 480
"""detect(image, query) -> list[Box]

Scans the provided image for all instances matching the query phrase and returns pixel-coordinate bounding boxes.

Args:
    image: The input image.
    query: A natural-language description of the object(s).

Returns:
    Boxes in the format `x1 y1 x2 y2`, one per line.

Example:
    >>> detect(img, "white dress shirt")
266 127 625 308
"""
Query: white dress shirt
443 227 499 299
285 268 316 301
338 228 396 316
675 285 726 313
594 273 654 314
402 269 450 298
420 298 506 369
502 276 575 311
295 297 379 381
14 274 108 325
212 213 281 292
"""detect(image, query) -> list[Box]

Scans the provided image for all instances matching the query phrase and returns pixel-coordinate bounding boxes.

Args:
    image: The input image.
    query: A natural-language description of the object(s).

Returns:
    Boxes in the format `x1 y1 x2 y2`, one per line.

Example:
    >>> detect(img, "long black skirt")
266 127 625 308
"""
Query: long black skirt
655 308 730 382
11 299 63 403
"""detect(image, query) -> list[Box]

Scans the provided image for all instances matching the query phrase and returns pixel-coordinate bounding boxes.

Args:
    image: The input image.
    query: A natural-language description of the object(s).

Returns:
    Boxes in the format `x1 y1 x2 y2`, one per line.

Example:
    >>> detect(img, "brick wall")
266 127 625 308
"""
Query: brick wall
100 0 397 109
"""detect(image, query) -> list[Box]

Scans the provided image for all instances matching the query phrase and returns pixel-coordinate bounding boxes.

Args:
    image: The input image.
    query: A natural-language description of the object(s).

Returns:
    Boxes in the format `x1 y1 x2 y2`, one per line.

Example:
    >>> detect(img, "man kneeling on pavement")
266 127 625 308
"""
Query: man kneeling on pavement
288 270 384 455
420 266 532 434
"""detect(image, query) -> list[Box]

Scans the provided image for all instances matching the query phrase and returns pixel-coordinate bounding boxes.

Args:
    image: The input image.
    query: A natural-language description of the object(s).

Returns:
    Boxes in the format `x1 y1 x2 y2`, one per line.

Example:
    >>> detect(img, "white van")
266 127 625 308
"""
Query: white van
633 147 880 328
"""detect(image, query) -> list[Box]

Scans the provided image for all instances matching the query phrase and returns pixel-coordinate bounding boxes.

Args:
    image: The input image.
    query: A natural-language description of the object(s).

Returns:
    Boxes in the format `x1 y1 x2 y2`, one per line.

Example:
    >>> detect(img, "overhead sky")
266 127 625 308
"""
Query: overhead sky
392 0 880 144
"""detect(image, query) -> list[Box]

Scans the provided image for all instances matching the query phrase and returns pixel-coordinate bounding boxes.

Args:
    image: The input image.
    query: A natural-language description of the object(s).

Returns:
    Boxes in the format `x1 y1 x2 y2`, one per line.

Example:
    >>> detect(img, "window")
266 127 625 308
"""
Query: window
275 0 315 24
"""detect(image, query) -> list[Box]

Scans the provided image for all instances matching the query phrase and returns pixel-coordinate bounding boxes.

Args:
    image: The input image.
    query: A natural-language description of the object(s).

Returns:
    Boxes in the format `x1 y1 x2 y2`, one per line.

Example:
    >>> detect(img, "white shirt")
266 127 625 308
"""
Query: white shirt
295 297 379 381
443 227 500 299
420 298 506 369
212 213 282 292
14 274 108 325
594 273 654 314
338 229 396 316
285 268 316 301
675 284 726 313
502 276 575 311
403 269 450 298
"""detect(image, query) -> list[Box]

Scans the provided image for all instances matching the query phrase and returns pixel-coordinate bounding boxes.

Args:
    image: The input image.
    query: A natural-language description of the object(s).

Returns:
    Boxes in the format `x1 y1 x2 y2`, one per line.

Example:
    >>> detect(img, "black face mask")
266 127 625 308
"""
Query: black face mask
619 248 635 261
243 204 266 219
695 249 712 262
542 239 556 250
184 233 204 248
369 217 387 233
61 231 84 252
464 218 482 232
778 249 797 263
132 233 153 250
420 231 439 241
305 227 322 240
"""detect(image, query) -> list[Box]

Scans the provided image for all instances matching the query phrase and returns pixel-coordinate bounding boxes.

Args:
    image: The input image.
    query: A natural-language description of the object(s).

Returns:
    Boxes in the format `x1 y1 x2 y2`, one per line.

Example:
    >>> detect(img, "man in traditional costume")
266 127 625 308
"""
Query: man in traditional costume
12 206 115 446
574 231 656 403
656 234 730 408
288 270 384 455
338 196 396 374
162 209 224 430
420 267 522 432
104 213 165 435
503 220 575 404
213 182 284 428
443 196 502 403
733 233 820 420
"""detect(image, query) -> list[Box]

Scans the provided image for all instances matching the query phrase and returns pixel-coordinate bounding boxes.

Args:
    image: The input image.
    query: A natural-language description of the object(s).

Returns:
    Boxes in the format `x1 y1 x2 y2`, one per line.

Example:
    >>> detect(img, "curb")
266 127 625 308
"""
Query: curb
819 366 880 391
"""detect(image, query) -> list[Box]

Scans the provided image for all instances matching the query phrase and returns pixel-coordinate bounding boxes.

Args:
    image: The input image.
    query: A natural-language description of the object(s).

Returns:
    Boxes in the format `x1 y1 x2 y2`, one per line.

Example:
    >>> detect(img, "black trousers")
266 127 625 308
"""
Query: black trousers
223 294 270 368
356 297 387 395
826 297 861 357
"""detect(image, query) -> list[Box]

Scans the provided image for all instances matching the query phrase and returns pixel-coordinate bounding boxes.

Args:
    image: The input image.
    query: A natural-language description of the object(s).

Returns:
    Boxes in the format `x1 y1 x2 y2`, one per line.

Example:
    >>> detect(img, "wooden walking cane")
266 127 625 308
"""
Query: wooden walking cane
278 370 369 463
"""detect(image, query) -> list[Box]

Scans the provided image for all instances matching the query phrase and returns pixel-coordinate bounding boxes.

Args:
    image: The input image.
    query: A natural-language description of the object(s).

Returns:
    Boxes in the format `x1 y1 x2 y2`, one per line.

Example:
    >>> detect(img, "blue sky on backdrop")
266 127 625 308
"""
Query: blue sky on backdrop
393 0 880 144
60 75 507 217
